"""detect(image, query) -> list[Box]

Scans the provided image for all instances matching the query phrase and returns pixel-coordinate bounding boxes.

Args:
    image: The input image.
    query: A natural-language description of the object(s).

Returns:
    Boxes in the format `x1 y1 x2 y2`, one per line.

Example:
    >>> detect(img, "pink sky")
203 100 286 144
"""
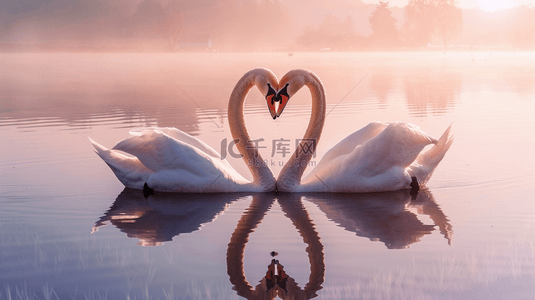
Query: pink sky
361 0 534 10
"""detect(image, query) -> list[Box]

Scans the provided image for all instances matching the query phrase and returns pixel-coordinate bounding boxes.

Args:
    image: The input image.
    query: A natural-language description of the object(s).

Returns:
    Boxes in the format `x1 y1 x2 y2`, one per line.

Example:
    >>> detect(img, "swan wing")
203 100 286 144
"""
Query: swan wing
112 129 223 176
92 132 251 192
307 122 435 178
350 122 438 174
129 127 222 159
303 123 438 192
316 121 389 166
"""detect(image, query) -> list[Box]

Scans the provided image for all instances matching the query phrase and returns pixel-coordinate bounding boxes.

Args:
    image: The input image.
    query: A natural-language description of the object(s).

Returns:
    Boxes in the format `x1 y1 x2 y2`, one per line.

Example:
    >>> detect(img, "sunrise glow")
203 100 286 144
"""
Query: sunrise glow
475 0 519 11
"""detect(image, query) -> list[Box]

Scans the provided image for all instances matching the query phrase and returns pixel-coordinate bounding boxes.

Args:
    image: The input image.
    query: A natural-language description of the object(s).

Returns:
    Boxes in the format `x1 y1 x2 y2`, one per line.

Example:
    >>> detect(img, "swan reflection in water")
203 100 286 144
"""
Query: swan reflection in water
92 188 241 246
93 189 452 297
307 188 453 249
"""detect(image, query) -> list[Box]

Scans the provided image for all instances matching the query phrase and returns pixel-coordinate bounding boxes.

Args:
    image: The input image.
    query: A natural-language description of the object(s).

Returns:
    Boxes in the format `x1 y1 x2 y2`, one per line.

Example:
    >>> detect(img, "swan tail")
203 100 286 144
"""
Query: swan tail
89 137 152 190
410 124 454 185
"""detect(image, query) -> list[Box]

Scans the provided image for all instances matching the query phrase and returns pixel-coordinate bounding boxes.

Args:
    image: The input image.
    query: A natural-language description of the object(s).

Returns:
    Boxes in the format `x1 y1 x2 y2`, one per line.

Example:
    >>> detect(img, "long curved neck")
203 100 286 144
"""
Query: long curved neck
277 72 326 191
228 71 276 189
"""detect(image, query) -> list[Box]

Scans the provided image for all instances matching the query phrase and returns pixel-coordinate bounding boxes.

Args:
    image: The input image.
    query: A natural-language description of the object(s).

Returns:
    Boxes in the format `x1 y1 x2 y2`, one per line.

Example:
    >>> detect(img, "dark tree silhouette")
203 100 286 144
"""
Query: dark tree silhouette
0 10 6 38
509 6 535 49
159 0 184 50
435 0 463 49
404 0 462 48
369 1 399 48
132 0 164 38
404 0 435 47
200 0 292 51
296 14 362 50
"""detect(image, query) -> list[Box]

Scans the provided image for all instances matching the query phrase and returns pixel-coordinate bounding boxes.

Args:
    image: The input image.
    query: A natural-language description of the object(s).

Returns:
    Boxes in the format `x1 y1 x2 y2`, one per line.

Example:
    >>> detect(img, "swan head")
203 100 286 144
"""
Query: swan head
251 68 279 120
265 83 278 119
275 69 307 118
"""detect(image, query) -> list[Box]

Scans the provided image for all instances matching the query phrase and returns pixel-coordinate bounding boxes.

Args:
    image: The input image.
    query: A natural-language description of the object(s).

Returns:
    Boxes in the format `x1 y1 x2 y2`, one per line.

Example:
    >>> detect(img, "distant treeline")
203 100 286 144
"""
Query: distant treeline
295 1 535 50
0 0 534 51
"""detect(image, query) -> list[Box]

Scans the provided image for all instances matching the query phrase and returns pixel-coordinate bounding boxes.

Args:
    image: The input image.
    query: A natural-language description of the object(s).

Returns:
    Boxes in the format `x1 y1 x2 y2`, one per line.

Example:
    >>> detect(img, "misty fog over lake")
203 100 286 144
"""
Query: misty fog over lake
1 51 534 299
1 0 535 299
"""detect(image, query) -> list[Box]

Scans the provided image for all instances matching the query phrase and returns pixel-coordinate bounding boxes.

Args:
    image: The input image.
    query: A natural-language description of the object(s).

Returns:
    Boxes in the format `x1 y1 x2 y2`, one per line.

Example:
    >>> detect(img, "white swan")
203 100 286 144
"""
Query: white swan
272 69 454 193
89 68 279 193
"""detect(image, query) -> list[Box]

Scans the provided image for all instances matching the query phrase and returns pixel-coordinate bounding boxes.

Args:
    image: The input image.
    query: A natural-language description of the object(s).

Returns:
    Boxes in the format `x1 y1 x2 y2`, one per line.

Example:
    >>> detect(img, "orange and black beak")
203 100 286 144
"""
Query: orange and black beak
276 83 289 118
265 83 277 119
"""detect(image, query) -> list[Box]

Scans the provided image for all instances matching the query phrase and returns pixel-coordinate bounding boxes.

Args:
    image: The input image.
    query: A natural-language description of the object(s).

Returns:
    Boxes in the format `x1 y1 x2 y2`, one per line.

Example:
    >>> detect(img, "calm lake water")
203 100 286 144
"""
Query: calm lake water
1 52 534 299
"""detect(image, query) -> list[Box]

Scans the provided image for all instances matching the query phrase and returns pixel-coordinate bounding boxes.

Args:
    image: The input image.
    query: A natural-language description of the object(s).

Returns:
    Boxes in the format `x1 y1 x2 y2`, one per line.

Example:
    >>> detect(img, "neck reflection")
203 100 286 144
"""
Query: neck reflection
227 193 325 300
